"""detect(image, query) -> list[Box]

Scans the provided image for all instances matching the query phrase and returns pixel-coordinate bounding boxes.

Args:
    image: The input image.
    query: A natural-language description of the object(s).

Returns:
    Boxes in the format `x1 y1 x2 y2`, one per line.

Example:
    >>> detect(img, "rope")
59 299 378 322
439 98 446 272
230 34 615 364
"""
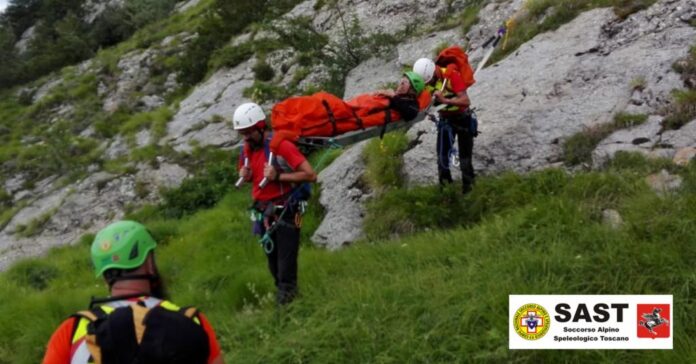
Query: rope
437 120 458 170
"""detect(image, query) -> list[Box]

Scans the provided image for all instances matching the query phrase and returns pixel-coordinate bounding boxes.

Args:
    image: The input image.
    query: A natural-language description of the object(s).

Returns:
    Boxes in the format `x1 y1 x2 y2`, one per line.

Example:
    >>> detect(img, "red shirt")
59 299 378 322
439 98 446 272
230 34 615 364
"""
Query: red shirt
243 139 306 202
42 302 222 364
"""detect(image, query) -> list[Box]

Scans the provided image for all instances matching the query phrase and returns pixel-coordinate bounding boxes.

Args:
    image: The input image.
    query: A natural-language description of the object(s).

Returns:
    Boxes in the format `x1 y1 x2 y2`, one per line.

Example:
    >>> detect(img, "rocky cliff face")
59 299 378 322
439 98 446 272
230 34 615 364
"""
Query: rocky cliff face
1 0 694 266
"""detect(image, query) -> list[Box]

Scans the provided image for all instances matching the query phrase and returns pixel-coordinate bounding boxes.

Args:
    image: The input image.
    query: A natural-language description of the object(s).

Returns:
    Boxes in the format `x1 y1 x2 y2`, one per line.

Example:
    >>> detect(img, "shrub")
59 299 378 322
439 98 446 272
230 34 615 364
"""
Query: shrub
253 59 275 82
6 260 59 290
209 42 255 70
159 160 237 218
243 81 291 104
363 132 409 191
662 90 696 131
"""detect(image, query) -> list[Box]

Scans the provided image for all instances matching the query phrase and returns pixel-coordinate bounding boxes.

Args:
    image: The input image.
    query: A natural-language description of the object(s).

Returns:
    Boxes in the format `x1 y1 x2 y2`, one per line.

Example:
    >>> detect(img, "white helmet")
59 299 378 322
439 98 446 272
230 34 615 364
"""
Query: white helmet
233 102 265 130
413 58 436 83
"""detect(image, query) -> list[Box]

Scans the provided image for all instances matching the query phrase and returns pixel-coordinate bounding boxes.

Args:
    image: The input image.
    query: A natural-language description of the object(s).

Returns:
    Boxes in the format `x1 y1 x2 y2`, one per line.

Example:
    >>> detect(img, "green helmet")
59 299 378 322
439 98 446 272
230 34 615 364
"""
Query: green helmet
404 71 425 94
91 221 157 278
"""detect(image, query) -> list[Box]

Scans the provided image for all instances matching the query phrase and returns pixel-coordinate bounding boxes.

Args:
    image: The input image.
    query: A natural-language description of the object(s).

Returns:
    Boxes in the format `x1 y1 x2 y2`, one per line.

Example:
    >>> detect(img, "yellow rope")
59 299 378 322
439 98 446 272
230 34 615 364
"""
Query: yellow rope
503 18 514 50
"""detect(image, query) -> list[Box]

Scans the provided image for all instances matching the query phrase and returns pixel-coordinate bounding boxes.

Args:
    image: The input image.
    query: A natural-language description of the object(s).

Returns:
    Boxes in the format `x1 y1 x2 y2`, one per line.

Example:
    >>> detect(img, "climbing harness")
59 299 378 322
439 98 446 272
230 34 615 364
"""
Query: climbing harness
252 140 342 254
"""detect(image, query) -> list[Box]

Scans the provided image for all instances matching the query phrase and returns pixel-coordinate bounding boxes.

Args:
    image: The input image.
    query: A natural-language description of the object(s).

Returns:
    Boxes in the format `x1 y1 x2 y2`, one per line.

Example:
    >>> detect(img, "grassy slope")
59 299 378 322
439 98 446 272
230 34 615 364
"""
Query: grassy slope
1 154 694 363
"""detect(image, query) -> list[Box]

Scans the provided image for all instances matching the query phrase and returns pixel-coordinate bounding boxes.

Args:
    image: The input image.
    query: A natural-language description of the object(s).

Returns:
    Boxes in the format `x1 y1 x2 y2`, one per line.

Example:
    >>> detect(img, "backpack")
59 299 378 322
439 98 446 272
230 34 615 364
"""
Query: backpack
72 302 209 364
435 46 476 91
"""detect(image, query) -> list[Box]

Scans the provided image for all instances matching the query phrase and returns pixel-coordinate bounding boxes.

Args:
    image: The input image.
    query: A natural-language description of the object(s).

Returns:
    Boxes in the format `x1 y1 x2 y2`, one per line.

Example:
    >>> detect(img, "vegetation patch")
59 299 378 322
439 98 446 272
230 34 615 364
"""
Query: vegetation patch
563 112 648 166
6 260 59 291
663 46 696 131
362 132 409 191
430 0 484 36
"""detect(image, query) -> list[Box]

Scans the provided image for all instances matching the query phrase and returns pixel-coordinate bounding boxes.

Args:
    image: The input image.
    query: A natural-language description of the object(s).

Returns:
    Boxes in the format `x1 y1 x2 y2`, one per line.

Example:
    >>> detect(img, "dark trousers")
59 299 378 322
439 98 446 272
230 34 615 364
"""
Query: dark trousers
436 114 475 192
265 210 301 305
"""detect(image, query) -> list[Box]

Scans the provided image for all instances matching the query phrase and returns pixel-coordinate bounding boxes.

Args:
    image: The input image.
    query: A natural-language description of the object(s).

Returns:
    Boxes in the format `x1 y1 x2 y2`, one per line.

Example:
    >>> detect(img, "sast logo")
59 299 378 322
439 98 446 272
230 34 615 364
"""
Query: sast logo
637 304 670 338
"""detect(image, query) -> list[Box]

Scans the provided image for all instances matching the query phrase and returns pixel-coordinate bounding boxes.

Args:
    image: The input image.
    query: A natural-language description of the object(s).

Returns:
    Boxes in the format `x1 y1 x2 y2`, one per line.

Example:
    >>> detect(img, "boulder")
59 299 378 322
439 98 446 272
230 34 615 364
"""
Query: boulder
645 169 683 194
602 209 623 229
592 116 665 167
673 147 696 166
311 141 371 249
343 56 401 99
165 61 254 151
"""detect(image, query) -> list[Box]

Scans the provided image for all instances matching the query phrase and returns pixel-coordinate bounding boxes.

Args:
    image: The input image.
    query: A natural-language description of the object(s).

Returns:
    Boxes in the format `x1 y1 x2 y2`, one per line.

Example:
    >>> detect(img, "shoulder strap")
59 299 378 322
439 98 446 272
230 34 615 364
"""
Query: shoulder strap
180 306 200 320
130 304 150 345
72 307 109 364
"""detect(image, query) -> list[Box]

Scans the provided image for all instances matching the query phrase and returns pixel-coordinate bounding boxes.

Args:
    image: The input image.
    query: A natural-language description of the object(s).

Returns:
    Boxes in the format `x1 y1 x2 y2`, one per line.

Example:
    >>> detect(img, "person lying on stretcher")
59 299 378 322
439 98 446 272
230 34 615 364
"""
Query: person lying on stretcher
369 71 426 121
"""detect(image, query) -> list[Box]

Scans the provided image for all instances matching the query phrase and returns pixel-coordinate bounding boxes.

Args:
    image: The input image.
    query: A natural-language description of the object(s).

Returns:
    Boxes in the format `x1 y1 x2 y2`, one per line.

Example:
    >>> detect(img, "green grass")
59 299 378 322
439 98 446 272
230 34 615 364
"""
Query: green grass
563 112 648 166
119 106 174 138
0 154 694 363
362 132 409 191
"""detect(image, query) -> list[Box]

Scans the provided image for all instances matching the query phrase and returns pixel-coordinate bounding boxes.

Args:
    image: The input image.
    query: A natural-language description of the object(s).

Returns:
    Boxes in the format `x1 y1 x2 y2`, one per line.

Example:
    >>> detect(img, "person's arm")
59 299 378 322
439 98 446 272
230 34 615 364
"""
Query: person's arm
211 355 225 364
42 318 75 364
264 160 317 183
263 141 317 183
433 89 470 109
373 89 395 98
198 313 224 364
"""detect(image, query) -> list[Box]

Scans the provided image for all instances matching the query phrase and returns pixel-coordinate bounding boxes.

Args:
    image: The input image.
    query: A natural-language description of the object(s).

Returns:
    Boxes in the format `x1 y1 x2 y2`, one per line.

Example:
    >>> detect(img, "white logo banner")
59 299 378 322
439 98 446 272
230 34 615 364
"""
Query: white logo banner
509 295 673 349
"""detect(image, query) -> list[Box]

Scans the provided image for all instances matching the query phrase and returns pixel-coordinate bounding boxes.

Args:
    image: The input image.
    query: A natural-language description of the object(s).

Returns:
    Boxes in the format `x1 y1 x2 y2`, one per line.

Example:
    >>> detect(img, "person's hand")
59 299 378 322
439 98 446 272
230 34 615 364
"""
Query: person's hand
239 166 252 181
263 165 278 181
374 90 395 98
433 90 446 103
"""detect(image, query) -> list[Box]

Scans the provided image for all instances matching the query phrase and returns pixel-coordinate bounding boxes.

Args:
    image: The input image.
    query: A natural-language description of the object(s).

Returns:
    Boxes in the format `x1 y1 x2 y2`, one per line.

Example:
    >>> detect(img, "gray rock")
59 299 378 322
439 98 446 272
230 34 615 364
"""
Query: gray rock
77 59 94 75
343 56 401 99
136 129 152 148
4 174 27 195
139 95 165 111
645 169 683 194
33 79 62 103
166 61 254 150
164 73 179 94
397 29 461 68
134 162 189 198
83 0 126 24
0 160 188 271
175 0 202 13
172 121 238 153
466 0 526 67
311 141 370 249
602 209 623 229
103 49 157 113
593 116 665 168
80 126 97 138
673 147 696 166
12 190 31 202
3 186 71 234
660 119 696 149
14 25 36 55
105 136 129 160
